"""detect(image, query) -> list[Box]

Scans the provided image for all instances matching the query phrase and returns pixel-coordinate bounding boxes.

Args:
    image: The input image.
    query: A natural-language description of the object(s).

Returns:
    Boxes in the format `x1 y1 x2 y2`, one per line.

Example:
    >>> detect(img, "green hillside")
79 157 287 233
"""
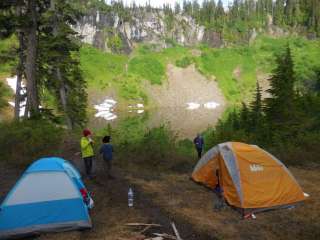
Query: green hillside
1 35 319 108
79 36 320 106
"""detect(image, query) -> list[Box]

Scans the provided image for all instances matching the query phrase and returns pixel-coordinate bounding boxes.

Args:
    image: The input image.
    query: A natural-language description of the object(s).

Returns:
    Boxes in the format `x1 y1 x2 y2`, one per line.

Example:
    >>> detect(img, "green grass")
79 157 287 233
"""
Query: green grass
80 44 194 103
128 44 192 85
0 35 310 109
196 35 320 105
80 45 128 89
176 56 193 68
128 55 165 85
197 46 257 104
0 35 18 78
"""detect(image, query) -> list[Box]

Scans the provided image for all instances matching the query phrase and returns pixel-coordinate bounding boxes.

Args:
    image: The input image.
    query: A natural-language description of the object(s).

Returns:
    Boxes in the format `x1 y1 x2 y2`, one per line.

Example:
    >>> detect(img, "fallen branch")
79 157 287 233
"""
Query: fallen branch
171 222 182 240
153 233 177 239
140 225 152 234
126 223 162 227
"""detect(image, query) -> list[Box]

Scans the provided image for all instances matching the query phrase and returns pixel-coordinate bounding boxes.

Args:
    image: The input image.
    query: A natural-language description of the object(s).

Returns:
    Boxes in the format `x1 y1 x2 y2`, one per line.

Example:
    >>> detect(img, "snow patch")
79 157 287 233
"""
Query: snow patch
137 109 144 114
204 101 220 109
137 103 144 108
6 76 27 117
186 102 200 110
94 98 117 121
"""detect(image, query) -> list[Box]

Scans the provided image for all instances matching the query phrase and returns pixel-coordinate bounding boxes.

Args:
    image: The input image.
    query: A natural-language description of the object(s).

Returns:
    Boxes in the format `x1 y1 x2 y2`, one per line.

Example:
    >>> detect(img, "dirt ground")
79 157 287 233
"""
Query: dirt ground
0 140 214 240
1 139 319 240
126 167 320 240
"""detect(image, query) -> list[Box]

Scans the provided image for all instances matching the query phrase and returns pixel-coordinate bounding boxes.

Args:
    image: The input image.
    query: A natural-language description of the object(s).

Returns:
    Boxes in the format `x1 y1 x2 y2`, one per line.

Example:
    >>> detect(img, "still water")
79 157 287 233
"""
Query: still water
89 98 225 139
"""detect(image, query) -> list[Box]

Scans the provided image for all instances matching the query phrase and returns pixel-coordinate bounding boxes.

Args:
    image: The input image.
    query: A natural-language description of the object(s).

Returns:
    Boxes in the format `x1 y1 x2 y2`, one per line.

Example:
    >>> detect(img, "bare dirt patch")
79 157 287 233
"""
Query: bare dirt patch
232 66 242 81
256 70 271 99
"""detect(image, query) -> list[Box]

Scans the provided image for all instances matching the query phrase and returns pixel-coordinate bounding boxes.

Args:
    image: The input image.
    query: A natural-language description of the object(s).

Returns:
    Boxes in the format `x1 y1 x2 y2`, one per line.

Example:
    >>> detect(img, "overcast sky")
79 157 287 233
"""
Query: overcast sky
106 0 231 8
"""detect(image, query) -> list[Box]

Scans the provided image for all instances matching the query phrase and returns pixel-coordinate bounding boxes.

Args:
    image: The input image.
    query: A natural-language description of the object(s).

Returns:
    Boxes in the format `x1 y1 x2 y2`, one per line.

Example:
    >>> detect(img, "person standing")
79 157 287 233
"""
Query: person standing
193 133 204 159
81 129 94 178
99 135 114 179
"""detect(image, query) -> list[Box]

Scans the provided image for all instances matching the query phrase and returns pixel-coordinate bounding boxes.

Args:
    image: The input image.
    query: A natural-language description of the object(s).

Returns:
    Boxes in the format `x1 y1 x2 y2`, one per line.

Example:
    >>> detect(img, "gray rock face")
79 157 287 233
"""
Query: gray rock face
73 9 220 53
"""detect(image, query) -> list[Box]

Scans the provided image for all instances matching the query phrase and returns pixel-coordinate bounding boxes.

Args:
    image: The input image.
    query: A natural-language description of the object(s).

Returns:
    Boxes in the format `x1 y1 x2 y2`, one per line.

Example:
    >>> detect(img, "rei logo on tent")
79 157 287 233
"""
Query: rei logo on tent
250 164 264 172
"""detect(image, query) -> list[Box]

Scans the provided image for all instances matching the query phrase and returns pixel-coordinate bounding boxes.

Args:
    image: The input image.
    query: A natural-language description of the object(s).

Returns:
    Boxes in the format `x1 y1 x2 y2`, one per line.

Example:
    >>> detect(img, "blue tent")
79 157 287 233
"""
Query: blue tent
0 157 92 239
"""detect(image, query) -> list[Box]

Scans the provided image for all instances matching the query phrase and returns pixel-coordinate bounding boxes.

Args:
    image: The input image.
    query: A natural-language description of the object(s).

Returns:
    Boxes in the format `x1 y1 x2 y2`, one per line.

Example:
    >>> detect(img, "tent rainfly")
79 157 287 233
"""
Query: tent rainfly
192 142 309 214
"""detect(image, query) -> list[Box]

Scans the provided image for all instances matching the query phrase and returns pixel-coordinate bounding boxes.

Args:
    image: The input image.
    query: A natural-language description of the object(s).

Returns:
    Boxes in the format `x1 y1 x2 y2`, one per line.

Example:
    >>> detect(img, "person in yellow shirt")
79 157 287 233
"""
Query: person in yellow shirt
81 129 94 178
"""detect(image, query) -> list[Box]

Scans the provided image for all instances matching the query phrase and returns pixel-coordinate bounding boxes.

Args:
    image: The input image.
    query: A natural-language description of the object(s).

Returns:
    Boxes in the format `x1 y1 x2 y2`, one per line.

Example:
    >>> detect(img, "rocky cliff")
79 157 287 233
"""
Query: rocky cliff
73 9 222 53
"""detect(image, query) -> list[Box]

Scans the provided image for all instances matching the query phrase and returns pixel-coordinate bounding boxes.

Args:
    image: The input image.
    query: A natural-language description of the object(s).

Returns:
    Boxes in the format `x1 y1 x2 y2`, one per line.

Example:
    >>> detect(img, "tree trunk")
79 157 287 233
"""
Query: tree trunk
25 0 39 117
57 68 73 129
50 0 73 129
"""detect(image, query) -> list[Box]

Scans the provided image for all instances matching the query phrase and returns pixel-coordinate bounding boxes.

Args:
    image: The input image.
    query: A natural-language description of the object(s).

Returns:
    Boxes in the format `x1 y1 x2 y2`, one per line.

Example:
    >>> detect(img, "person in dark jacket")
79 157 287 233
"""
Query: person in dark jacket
193 133 204 159
99 136 114 179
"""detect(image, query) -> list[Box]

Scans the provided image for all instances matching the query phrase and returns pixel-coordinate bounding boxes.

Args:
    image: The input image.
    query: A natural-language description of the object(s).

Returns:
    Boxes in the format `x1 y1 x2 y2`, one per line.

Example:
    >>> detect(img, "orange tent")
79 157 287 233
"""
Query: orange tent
192 142 308 213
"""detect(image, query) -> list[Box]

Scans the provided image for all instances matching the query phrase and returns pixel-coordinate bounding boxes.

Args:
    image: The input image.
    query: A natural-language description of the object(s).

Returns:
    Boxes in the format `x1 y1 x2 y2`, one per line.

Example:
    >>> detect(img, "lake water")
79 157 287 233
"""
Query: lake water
89 98 225 139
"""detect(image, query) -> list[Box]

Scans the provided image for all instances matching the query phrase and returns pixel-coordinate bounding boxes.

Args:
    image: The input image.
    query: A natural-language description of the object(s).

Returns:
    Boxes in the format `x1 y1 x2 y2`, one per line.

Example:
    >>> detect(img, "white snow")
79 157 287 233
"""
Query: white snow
94 98 117 121
6 76 27 117
204 101 220 109
95 111 117 120
186 101 220 110
6 76 26 95
137 103 144 108
137 109 144 114
186 102 200 110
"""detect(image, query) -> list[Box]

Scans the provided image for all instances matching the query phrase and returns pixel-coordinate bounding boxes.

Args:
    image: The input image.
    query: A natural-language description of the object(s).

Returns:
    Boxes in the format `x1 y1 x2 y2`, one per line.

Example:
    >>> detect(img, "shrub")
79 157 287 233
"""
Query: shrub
0 120 64 167
128 56 165 85
107 34 123 53
175 56 192 68
0 82 9 110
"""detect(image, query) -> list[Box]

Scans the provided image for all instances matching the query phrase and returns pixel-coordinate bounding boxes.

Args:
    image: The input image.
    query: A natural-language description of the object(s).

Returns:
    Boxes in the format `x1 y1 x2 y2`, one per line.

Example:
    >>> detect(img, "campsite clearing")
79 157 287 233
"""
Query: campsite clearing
0 138 319 239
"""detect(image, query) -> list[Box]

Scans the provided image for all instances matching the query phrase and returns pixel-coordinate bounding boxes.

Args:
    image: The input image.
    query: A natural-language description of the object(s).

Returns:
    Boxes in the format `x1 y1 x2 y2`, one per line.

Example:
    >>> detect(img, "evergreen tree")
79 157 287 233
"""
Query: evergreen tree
274 0 285 26
265 46 299 137
239 102 251 133
174 2 181 14
39 0 87 128
0 82 8 110
0 1 27 119
216 0 225 18
192 0 200 21
24 0 39 117
249 82 263 132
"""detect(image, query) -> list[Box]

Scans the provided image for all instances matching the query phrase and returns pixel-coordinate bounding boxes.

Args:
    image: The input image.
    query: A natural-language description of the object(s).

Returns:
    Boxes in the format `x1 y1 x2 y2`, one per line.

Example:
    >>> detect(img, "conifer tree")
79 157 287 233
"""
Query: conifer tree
39 0 87 128
265 46 298 136
174 2 181 14
274 0 285 25
240 102 251 133
250 82 263 132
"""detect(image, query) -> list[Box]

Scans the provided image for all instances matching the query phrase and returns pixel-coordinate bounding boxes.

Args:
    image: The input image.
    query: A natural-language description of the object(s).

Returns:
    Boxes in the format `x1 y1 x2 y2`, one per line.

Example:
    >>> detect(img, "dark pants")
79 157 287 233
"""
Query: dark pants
196 148 203 159
83 156 93 176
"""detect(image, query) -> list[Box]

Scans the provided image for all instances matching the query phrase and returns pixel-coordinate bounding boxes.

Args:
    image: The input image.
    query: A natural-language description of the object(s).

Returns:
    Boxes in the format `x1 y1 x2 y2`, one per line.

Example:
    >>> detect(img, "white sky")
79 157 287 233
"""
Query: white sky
107 0 231 8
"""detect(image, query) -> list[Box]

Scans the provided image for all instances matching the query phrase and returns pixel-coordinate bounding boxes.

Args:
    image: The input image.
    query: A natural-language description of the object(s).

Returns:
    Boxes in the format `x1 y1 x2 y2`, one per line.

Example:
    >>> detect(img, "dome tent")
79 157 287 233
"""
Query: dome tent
0 157 92 239
192 142 308 214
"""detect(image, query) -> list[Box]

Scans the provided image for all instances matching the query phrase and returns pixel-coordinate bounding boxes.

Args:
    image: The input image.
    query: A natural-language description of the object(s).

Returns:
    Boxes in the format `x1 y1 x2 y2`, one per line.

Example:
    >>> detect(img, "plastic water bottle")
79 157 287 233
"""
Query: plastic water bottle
128 187 134 207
